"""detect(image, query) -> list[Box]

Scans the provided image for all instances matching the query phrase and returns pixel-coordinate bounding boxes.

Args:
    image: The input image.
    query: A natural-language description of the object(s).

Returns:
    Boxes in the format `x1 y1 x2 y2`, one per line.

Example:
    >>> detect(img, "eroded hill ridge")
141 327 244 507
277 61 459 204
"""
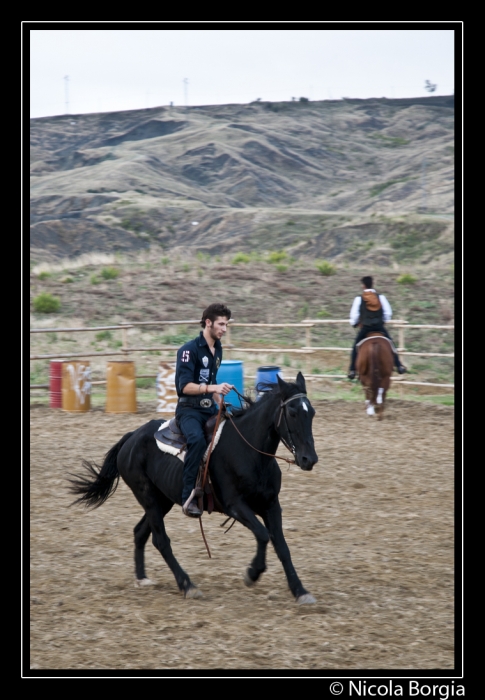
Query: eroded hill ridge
30 95 454 265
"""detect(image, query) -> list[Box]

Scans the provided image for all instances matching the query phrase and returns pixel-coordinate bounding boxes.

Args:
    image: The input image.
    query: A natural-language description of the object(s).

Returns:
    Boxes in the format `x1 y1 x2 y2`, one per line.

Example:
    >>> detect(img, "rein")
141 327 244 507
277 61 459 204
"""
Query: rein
226 390 308 466
197 389 308 557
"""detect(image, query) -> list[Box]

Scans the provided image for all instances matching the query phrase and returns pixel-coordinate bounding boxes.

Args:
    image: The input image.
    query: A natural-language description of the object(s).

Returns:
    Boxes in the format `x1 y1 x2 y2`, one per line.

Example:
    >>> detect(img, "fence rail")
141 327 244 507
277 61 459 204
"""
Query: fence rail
30 318 454 393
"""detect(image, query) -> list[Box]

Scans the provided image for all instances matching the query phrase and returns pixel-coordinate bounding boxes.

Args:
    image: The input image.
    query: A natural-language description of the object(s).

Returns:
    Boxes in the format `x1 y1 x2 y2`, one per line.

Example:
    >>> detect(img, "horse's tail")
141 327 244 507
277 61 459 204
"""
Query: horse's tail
67 430 134 509
370 341 381 404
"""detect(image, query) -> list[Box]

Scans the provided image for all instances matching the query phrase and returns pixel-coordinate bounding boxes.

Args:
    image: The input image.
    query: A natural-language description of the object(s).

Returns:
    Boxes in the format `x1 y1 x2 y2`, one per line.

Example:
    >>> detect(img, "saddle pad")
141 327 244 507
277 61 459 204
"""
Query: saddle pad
357 335 396 353
155 419 226 463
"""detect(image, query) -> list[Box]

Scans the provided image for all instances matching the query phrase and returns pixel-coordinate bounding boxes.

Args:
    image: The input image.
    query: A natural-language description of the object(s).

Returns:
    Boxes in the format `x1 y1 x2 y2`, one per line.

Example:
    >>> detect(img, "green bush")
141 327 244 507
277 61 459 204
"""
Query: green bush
275 264 288 273
95 330 112 342
316 308 331 318
397 273 417 285
136 378 155 389
315 260 336 276
33 292 61 313
90 274 100 285
232 252 251 264
267 250 287 264
101 267 120 280
38 271 51 280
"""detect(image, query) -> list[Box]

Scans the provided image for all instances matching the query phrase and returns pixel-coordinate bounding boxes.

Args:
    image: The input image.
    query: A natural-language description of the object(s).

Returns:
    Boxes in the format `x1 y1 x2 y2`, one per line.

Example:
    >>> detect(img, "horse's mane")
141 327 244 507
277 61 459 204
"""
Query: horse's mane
228 381 300 418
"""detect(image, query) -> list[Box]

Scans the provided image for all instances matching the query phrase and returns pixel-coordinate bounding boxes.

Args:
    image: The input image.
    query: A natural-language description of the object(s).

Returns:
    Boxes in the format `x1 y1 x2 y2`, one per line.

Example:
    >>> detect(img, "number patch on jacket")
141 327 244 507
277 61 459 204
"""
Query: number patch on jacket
181 350 190 362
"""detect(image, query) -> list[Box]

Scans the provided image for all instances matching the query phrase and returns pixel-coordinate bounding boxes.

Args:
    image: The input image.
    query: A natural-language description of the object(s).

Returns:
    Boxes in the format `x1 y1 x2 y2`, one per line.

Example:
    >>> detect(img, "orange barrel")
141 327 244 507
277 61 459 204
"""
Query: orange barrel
156 361 178 415
62 361 91 412
105 361 137 413
49 360 63 408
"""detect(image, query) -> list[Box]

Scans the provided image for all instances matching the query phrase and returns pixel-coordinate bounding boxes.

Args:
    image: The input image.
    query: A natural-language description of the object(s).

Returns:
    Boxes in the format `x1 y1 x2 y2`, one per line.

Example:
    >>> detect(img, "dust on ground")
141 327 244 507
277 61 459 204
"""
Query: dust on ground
29 398 455 674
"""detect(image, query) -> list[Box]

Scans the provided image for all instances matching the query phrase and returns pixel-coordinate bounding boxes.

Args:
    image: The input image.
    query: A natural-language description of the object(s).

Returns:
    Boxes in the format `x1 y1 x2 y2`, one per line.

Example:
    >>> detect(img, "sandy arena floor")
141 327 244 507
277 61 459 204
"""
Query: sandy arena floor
28 398 456 675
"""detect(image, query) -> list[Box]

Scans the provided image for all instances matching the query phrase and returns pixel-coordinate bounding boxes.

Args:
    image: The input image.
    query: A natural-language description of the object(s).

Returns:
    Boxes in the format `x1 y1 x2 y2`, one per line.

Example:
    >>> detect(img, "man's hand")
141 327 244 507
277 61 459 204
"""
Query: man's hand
214 382 233 396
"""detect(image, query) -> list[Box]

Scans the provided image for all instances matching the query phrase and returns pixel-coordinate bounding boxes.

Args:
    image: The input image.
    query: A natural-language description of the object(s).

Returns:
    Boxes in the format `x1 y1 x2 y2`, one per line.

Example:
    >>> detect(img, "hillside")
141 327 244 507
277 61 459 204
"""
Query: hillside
30 95 454 267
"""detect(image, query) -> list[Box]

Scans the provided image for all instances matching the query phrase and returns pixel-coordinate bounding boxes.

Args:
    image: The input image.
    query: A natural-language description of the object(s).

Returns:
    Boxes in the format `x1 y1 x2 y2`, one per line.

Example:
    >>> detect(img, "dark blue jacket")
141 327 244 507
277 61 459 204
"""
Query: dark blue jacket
175 331 222 399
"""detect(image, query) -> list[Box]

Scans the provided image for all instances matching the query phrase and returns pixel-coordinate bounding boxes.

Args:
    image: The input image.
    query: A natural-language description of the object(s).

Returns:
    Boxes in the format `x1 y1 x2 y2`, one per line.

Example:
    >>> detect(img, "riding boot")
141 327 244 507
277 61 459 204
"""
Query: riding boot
349 345 357 372
348 346 358 379
393 353 407 374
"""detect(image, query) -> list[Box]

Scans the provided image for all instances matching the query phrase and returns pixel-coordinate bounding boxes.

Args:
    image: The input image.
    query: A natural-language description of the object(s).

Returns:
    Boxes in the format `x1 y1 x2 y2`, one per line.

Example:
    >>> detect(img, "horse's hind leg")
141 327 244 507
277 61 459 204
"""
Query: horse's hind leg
146 499 202 599
129 483 201 598
134 514 154 586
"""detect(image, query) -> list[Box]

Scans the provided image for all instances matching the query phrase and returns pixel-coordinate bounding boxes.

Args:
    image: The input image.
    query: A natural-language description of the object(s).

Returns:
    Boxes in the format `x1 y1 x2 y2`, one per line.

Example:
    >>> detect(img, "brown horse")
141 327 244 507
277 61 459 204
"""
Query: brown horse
356 333 394 420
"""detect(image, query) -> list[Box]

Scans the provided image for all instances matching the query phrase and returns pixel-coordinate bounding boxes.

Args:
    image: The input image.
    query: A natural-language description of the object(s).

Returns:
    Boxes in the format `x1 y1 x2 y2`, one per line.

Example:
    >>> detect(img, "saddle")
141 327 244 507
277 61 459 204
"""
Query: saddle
357 333 396 353
154 415 220 452
153 414 225 515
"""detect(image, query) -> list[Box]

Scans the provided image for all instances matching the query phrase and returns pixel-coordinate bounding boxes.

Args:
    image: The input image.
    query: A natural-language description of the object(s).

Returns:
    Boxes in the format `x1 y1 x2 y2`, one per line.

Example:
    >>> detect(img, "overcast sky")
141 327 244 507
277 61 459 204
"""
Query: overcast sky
27 24 458 119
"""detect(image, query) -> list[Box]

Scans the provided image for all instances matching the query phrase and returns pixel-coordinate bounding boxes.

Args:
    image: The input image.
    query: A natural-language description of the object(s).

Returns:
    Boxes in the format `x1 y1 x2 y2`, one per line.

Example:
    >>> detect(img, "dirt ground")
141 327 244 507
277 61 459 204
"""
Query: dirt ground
28 398 456 676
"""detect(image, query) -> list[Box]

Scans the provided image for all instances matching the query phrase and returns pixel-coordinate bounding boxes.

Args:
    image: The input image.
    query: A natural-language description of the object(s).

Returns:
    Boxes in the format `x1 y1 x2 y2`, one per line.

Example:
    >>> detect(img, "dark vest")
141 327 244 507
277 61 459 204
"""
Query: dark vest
359 292 384 327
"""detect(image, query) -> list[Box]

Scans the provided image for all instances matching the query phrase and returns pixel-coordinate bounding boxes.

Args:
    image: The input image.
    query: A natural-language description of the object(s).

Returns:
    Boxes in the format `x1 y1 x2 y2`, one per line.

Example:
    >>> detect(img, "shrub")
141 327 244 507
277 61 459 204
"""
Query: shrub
316 308 331 318
90 274 100 285
33 292 60 314
101 267 120 280
62 276 73 283
38 271 51 280
267 250 287 264
136 378 155 389
95 330 112 342
275 264 288 273
397 273 417 285
232 252 251 264
315 260 336 276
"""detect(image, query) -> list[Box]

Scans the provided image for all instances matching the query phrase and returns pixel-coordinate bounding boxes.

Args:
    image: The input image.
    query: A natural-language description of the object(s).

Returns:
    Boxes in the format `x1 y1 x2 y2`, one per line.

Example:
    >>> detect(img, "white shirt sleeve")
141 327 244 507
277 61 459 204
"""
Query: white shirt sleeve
379 294 392 322
349 296 361 326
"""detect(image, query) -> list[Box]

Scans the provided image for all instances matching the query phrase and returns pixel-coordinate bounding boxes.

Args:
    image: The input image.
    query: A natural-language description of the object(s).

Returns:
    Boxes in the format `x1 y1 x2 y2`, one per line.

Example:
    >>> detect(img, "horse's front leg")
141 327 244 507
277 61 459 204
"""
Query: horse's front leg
225 500 270 586
263 500 316 604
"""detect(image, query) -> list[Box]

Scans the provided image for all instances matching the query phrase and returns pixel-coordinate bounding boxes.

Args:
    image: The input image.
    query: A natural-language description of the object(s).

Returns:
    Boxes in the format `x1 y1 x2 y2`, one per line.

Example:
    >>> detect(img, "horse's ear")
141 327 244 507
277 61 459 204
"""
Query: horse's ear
296 372 307 394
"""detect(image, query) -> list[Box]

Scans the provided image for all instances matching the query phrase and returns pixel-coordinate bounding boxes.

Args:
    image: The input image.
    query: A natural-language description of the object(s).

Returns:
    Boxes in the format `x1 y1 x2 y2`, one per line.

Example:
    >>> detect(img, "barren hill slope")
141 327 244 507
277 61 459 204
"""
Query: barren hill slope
30 95 454 265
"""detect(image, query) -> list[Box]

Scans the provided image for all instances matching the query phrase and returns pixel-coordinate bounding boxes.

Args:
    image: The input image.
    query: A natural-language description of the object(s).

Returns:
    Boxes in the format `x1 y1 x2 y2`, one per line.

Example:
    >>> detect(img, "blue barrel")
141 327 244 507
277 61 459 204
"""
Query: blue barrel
255 365 282 396
216 360 244 408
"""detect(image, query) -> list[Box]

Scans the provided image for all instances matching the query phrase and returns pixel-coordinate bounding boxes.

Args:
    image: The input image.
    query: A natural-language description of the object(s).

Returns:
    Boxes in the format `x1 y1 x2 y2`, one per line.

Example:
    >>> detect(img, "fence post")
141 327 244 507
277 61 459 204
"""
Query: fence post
398 325 405 351
122 326 128 352
305 325 312 348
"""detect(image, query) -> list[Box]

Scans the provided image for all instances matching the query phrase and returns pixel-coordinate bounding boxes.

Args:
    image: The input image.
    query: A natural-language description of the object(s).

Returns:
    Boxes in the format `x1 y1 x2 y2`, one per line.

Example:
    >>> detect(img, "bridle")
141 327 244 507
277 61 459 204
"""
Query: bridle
226 389 309 466
276 392 308 457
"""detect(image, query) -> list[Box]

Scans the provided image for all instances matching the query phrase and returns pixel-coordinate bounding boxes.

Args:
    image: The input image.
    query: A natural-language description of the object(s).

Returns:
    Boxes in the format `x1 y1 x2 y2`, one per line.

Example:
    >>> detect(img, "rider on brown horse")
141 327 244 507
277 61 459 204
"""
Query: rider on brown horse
347 276 407 380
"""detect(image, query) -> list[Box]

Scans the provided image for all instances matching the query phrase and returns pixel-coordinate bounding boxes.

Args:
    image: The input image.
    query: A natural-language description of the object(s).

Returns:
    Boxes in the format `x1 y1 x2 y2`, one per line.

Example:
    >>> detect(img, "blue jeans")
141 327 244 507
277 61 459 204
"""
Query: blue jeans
176 405 216 503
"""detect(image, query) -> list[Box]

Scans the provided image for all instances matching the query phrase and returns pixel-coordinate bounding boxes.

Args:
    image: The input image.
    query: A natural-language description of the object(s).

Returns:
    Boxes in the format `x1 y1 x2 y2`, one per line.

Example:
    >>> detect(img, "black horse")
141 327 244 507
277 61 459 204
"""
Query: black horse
68 372 319 604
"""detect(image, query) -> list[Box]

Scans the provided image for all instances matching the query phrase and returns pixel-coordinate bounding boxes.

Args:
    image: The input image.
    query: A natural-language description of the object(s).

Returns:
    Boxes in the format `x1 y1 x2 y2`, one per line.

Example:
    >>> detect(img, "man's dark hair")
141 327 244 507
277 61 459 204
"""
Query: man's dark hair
361 276 373 289
200 303 232 328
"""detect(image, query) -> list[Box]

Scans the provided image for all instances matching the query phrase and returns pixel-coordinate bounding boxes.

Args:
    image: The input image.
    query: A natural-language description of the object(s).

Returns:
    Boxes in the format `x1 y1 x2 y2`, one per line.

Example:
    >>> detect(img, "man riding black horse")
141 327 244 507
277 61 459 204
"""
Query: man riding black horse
347 276 407 380
175 303 234 518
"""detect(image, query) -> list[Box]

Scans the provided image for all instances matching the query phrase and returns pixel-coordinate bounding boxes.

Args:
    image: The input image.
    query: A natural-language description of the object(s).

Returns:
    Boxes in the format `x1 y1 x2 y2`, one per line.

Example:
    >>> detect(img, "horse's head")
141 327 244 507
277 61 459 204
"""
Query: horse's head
276 372 318 471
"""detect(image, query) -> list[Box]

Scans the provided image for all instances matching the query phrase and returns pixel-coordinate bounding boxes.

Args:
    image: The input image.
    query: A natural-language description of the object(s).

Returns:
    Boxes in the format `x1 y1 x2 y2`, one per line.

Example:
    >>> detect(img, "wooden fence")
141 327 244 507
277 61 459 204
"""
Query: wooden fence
30 318 454 394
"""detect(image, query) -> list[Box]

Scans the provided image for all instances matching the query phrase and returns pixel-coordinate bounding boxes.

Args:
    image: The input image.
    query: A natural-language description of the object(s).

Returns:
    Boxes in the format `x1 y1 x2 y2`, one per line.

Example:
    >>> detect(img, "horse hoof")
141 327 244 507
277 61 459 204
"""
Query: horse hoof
366 406 375 416
185 586 203 599
244 570 256 587
296 593 316 605
135 577 155 587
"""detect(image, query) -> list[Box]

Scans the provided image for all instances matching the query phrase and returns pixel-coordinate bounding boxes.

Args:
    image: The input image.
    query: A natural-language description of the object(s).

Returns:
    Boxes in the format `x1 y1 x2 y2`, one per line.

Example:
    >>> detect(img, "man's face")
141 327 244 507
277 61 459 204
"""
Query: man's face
206 316 229 340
